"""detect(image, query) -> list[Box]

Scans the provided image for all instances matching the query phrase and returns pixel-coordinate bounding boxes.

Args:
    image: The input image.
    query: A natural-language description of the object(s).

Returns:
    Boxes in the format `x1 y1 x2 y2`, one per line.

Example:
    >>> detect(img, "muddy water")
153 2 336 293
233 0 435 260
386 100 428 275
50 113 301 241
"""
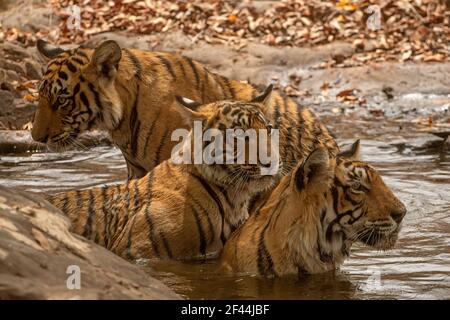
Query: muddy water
0 126 449 299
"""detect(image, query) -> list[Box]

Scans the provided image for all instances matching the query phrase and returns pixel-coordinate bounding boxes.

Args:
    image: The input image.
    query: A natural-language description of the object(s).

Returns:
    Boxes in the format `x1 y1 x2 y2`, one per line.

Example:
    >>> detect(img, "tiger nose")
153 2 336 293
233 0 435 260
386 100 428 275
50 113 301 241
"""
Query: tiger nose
390 207 406 224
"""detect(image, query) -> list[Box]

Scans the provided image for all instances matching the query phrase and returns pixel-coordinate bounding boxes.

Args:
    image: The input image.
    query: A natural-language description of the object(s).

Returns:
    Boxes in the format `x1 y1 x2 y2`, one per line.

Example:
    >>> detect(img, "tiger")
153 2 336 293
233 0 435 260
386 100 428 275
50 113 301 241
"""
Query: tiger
46 96 279 260
220 140 407 276
32 39 338 180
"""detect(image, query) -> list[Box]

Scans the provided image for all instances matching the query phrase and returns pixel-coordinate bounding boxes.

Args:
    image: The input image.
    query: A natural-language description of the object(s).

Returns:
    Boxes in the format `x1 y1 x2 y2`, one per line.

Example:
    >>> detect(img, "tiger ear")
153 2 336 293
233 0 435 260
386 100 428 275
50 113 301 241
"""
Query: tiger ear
293 147 332 192
338 139 361 160
91 40 122 79
251 84 273 108
36 39 65 62
174 96 206 127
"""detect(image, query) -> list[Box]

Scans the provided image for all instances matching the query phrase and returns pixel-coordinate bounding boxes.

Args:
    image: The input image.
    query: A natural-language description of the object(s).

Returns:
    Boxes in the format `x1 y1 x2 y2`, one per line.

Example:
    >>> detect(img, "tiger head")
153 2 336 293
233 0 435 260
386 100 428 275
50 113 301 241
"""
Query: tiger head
32 40 124 150
289 140 406 257
173 85 280 194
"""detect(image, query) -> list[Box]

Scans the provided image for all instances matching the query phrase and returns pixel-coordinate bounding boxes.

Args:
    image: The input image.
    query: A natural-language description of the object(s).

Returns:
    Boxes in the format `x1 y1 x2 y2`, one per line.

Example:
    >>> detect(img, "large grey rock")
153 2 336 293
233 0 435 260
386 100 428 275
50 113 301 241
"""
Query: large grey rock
0 90 15 116
0 186 180 300
0 130 112 154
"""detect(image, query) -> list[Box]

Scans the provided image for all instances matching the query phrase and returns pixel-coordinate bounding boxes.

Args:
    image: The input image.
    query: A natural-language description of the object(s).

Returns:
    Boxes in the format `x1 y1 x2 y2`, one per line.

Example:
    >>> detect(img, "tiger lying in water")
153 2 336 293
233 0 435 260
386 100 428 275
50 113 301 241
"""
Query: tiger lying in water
32 39 337 180
47 95 278 260
220 141 407 276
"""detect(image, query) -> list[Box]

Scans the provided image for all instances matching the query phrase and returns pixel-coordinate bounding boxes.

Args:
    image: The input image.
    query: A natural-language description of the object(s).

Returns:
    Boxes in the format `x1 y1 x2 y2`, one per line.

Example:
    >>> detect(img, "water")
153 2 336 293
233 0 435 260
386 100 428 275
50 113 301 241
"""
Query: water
0 123 449 300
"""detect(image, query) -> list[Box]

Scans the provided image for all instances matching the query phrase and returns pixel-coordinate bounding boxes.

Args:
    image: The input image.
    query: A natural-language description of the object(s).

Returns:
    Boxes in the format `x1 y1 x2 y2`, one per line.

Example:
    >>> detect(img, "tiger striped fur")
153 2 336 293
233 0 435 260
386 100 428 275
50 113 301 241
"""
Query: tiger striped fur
46 97 279 260
220 141 407 276
33 40 338 180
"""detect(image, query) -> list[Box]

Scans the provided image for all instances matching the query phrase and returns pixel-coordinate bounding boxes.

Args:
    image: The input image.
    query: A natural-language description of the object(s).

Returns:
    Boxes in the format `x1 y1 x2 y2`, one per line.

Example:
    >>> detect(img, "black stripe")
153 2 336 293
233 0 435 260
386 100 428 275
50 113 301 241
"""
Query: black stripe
60 195 69 214
178 59 187 78
264 197 285 228
331 186 340 216
110 186 132 249
101 186 109 247
130 84 141 158
326 187 341 242
144 205 161 258
159 232 173 258
190 194 216 245
66 61 77 73
230 108 241 117
143 109 161 158
124 182 131 213
191 173 227 245
125 215 136 260
344 190 361 206
191 205 207 256
79 91 89 108
157 55 176 80
58 71 68 81
56 79 63 89
202 67 209 102
75 49 89 60
47 61 62 69
75 190 83 218
143 171 160 257
215 74 229 99
133 180 140 211
82 190 95 239
71 57 85 65
110 185 121 238
257 222 276 277
153 128 168 167
87 83 103 110
222 105 231 115
72 83 80 96
317 234 332 263
320 208 327 226
185 56 200 89
124 49 142 80
223 77 236 99
273 103 281 129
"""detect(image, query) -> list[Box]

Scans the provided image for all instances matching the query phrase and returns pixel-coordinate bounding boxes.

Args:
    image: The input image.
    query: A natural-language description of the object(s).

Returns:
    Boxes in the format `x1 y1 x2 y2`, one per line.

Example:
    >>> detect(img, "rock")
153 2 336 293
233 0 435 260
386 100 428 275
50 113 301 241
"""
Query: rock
382 85 394 100
0 130 112 154
0 3 59 31
0 90 14 116
0 58 26 77
0 42 31 61
0 130 44 153
24 60 41 79
0 186 180 300
4 70 20 82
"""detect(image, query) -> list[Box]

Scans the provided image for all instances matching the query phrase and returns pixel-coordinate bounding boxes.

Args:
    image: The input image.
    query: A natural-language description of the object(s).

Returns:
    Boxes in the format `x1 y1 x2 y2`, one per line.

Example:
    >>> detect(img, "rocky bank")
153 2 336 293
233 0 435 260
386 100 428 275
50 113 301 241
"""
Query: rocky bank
0 186 180 299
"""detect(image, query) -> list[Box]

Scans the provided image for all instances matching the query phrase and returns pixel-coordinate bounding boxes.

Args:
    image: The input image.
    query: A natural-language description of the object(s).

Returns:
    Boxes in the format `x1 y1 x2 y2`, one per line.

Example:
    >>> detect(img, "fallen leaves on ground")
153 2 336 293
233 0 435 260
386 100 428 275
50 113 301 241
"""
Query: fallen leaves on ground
0 0 448 67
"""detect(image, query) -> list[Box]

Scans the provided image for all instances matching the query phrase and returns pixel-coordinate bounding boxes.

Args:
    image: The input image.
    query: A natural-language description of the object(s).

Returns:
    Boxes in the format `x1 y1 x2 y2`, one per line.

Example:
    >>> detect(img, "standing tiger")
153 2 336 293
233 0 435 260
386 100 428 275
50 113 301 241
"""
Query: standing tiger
220 141 407 276
32 39 338 180
47 96 279 260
